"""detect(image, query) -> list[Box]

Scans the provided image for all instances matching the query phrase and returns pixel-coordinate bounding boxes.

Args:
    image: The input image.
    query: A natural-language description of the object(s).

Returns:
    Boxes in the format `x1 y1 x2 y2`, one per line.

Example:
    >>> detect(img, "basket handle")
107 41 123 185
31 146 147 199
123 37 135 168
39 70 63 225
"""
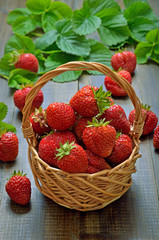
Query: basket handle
22 61 144 144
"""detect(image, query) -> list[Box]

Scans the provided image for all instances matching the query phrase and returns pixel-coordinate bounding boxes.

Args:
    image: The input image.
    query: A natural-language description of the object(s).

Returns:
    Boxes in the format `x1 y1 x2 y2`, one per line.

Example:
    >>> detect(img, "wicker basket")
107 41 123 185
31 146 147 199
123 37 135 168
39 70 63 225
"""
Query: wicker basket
21 61 144 211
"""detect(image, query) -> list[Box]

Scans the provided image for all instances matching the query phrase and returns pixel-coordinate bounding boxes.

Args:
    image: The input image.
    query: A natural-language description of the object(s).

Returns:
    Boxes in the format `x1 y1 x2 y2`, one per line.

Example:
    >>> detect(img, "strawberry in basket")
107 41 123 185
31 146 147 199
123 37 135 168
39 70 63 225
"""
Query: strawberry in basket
82 118 116 158
72 116 92 141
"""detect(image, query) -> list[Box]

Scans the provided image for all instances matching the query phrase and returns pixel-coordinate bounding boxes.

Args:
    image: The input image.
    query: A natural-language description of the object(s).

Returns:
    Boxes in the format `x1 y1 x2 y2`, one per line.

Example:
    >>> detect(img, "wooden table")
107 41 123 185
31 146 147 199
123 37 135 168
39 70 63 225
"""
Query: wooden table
0 0 159 239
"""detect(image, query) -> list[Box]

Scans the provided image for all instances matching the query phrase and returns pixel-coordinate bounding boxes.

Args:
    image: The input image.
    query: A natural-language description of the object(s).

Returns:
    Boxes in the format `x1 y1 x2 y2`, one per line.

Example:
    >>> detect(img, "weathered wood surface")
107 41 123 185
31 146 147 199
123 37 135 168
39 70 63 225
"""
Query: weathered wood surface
0 0 159 239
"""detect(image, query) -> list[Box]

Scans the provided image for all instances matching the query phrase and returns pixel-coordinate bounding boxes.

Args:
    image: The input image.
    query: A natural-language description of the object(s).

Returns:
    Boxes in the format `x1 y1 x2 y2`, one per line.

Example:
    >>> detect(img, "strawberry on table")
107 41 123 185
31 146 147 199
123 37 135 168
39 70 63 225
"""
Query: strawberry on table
102 104 130 135
13 87 43 112
104 70 132 97
14 53 39 73
5 170 31 205
69 85 112 117
129 104 158 136
0 131 18 162
107 133 133 166
46 102 76 131
153 125 159 149
82 118 116 158
85 149 111 174
56 141 88 173
38 131 78 167
111 51 136 74
29 107 51 135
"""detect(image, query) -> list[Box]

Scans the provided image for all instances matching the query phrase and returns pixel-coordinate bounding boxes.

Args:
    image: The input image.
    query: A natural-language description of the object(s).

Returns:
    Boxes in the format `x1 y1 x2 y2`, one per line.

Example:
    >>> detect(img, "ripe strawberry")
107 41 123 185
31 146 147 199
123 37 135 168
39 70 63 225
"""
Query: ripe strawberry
0 132 18 162
82 118 116 157
104 70 132 97
102 104 130 135
107 133 133 165
69 85 112 117
5 170 31 205
129 105 158 136
85 149 111 174
56 141 88 173
73 116 92 141
13 87 43 112
46 102 76 131
153 125 159 149
38 131 78 167
29 108 51 135
15 53 38 73
111 51 136 74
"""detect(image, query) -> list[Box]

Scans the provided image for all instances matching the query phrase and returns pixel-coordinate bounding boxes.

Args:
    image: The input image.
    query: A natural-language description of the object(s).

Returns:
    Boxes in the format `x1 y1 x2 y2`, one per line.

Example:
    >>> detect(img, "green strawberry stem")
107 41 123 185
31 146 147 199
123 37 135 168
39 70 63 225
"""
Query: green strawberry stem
87 117 110 127
7 170 26 180
56 141 76 160
141 103 151 111
0 73 9 80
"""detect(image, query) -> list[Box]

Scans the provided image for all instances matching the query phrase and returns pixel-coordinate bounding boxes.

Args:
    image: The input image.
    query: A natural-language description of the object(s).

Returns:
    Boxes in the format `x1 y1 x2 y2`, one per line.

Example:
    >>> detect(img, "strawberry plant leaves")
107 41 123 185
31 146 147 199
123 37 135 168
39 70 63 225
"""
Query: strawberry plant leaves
135 42 153 63
0 103 8 121
56 20 90 57
42 11 58 32
72 1 101 36
146 29 159 44
4 34 35 54
7 8 31 26
35 49 46 75
84 40 112 74
0 122 16 134
98 8 129 46
86 0 121 15
48 1 73 19
123 0 149 8
8 69 38 89
35 30 59 50
26 0 51 15
45 52 83 82
12 16 37 35
0 52 15 77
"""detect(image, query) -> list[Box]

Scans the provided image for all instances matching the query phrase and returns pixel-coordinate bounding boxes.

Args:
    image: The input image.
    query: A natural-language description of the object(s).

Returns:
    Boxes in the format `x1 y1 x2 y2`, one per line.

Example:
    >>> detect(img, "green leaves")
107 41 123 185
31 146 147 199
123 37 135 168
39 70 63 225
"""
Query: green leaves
135 29 159 64
0 102 16 134
12 16 37 35
26 0 51 15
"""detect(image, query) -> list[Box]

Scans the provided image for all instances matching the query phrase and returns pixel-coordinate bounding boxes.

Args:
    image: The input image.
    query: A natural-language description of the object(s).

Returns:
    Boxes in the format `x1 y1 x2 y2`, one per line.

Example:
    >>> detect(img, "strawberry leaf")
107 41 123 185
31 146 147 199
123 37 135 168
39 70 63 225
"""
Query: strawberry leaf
7 8 31 26
12 16 37 35
135 42 152 64
48 1 73 19
123 0 149 8
42 12 58 32
35 30 59 50
0 103 8 121
0 122 16 134
26 0 51 15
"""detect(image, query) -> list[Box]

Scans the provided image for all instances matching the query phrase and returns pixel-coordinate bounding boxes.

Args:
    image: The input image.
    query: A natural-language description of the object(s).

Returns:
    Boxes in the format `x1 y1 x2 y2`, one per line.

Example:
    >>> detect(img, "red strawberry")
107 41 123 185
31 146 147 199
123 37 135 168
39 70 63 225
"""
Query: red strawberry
69 85 112 117
104 70 132 97
73 116 92 141
15 53 38 73
82 118 116 157
107 133 133 165
5 170 31 205
102 104 130 135
153 125 159 149
85 149 111 174
29 108 51 135
0 132 18 162
111 51 136 74
38 131 78 167
46 102 76 131
129 105 158 136
56 141 88 173
13 87 43 112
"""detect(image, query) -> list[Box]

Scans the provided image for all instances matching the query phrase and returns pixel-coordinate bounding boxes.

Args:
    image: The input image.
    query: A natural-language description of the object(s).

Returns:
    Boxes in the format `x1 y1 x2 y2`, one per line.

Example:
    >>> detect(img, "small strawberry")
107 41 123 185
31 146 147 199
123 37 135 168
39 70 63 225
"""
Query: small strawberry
153 125 159 149
29 107 51 135
13 87 43 112
46 102 76 131
104 70 132 97
129 104 158 136
69 85 112 117
73 116 92 141
38 131 78 167
107 133 133 165
5 170 31 205
0 131 18 162
102 104 130 135
82 118 116 158
111 51 136 74
56 141 88 173
85 149 111 174
14 53 38 73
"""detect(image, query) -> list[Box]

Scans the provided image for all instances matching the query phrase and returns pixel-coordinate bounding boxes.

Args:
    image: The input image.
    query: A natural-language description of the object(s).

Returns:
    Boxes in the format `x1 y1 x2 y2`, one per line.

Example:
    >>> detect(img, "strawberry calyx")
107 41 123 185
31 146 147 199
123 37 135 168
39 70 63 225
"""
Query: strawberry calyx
56 141 76 160
87 117 110 127
7 50 24 65
92 86 112 116
19 83 34 89
31 107 49 128
0 128 7 138
116 132 122 140
141 103 151 111
8 170 26 180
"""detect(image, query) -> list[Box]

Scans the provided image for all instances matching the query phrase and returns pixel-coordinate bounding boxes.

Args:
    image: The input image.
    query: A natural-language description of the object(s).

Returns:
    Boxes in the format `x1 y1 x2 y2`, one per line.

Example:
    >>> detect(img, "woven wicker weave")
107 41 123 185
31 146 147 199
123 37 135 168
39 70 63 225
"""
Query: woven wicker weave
22 61 144 211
